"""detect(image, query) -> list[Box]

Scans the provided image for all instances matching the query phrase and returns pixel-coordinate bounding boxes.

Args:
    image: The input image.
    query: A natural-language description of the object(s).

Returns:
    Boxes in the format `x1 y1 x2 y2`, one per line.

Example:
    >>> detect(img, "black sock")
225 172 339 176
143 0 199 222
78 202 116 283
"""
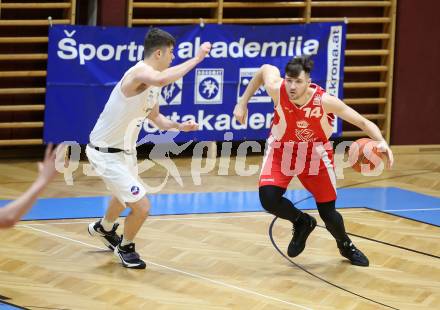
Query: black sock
317 200 350 245
259 185 303 224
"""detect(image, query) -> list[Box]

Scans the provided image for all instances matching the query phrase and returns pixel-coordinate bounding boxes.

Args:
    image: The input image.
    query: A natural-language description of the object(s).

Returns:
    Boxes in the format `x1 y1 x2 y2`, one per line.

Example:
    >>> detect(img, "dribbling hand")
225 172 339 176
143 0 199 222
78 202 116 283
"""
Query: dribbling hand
376 140 394 168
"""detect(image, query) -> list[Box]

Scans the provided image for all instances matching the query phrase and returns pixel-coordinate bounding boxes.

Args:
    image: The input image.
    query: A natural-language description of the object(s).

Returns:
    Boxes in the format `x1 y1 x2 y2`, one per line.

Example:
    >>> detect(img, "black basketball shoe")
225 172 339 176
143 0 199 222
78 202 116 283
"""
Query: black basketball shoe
338 241 369 267
114 241 146 269
287 213 317 257
88 220 121 251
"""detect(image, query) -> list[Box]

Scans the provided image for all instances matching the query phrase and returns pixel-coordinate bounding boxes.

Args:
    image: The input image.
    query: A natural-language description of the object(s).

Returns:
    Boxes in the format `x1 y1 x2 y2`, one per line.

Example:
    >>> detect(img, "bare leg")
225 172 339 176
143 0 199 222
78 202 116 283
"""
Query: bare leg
124 196 151 241
104 196 125 222
88 196 125 250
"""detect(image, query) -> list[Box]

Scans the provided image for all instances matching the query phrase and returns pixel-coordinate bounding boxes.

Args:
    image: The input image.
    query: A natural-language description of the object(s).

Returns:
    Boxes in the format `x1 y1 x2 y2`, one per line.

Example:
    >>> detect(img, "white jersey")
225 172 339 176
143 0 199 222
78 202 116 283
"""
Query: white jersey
90 62 160 150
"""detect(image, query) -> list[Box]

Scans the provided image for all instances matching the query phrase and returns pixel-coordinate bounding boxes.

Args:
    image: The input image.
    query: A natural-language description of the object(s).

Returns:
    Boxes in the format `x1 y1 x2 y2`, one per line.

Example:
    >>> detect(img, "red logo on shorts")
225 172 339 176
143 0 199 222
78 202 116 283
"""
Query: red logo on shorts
131 186 140 195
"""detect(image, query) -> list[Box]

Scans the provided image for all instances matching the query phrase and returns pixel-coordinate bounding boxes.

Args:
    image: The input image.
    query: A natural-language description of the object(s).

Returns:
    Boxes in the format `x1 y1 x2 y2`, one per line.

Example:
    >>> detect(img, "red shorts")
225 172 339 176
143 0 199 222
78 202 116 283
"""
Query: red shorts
259 137 337 203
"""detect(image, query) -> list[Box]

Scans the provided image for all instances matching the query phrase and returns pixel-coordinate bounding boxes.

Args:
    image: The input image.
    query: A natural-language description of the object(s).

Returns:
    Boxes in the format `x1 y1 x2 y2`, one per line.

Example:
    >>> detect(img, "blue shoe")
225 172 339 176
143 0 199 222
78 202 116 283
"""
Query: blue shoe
114 241 146 269
88 220 121 251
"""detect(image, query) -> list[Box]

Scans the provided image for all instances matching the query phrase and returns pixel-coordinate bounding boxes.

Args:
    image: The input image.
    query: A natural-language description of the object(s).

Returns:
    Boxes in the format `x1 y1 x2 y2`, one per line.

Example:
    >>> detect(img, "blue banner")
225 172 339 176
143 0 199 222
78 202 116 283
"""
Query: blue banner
44 23 346 144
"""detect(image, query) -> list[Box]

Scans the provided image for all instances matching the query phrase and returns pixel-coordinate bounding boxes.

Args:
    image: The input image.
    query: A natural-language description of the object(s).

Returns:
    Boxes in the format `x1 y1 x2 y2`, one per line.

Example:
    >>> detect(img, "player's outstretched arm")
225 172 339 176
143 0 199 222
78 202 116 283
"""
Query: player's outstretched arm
135 42 211 88
233 64 282 124
322 94 394 167
147 104 198 132
0 144 63 228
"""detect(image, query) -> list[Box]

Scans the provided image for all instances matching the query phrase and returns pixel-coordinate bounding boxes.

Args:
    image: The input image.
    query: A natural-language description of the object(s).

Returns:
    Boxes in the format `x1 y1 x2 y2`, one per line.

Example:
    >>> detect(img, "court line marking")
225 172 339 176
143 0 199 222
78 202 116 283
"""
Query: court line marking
17 207 440 226
21 224 312 310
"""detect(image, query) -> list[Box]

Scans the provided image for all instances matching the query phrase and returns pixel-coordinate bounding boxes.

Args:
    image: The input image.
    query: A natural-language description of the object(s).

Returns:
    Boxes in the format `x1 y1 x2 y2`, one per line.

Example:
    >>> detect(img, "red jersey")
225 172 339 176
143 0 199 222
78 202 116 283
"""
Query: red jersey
259 82 337 202
270 82 335 143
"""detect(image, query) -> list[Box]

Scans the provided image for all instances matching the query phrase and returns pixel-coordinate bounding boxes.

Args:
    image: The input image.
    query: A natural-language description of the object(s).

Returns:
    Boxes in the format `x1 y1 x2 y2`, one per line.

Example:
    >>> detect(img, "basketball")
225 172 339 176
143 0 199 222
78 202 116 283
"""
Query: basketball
348 138 386 173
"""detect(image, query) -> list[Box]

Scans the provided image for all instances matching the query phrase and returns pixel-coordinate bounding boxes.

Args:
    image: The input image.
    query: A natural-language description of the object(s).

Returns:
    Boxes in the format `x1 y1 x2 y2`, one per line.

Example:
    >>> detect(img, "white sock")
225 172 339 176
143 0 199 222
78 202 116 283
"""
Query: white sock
121 236 133 247
100 218 115 232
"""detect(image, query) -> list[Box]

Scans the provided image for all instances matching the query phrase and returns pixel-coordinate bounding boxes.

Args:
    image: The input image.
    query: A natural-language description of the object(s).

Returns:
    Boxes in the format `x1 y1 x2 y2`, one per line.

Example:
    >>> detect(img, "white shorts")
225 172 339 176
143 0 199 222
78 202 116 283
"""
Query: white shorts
86 145 146 204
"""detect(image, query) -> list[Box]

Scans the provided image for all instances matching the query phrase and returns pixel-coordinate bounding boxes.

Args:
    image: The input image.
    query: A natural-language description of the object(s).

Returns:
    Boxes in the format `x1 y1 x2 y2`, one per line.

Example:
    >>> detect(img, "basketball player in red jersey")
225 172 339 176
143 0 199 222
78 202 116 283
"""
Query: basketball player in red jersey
233 56 393 266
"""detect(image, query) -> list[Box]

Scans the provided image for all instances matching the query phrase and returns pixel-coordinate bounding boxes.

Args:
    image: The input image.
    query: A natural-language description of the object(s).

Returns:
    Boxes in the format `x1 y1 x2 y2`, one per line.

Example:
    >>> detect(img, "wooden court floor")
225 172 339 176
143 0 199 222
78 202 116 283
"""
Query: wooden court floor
0 150 439 309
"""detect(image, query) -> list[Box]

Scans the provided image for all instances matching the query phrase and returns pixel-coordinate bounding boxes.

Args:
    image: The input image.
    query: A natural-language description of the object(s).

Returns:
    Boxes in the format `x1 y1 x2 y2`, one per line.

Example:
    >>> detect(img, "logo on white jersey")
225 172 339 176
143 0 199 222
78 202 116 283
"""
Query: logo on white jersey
237 68 271 103
159 78 182 105
195 68 223 104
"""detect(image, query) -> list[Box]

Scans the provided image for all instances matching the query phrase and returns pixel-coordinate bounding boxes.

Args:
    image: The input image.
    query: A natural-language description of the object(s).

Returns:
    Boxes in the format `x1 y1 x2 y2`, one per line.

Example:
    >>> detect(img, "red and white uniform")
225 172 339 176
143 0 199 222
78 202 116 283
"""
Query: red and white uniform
259 82 337 202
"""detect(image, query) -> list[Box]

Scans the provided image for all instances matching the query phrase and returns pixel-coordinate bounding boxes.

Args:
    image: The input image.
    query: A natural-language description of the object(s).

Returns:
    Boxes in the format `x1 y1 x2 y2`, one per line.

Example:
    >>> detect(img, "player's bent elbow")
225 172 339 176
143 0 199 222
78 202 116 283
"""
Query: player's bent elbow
135 74 167 88
153 73 176 87
142 78 167 88
154 77 169 88
260 64 275 74
261 64 274 70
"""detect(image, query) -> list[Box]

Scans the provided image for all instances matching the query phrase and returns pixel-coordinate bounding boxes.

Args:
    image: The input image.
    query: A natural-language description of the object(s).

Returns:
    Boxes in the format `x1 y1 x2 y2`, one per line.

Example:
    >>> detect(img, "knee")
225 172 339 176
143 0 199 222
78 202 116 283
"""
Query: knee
317 200 338 223
127 197 150 217
259 186 283 212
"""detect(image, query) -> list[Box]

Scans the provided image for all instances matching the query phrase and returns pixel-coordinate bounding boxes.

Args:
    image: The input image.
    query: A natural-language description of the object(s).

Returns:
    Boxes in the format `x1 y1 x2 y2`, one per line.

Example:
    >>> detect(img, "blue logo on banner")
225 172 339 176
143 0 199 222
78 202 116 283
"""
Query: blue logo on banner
199 77 219 99
160 80 182 105
195 68 223 105
237 68 271 103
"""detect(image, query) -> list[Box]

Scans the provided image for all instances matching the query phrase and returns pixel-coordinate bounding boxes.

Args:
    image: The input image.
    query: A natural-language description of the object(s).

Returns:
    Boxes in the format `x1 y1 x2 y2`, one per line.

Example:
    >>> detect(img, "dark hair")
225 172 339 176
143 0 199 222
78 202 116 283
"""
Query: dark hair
285 56 314 78
143 28 176 58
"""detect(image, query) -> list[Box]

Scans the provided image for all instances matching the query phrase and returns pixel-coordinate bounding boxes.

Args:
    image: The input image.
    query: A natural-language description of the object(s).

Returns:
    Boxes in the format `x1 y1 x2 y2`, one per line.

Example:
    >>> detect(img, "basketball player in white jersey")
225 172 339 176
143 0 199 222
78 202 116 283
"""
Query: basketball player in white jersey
234 56 393 266
86 28 211 269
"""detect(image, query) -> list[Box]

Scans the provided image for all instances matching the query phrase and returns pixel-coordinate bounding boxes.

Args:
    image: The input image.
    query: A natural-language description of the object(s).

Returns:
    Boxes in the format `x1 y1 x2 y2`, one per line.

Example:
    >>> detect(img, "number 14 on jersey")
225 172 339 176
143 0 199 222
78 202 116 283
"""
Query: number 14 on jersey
303 107 322 118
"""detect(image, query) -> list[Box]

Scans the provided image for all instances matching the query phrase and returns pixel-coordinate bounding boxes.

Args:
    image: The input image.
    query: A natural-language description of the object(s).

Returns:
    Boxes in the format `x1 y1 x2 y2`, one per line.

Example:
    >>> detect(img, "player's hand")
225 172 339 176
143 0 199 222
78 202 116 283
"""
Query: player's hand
178 120 199 132
233 101 248 125
376 140 394 168
37 144 66 184
196 42 211 62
